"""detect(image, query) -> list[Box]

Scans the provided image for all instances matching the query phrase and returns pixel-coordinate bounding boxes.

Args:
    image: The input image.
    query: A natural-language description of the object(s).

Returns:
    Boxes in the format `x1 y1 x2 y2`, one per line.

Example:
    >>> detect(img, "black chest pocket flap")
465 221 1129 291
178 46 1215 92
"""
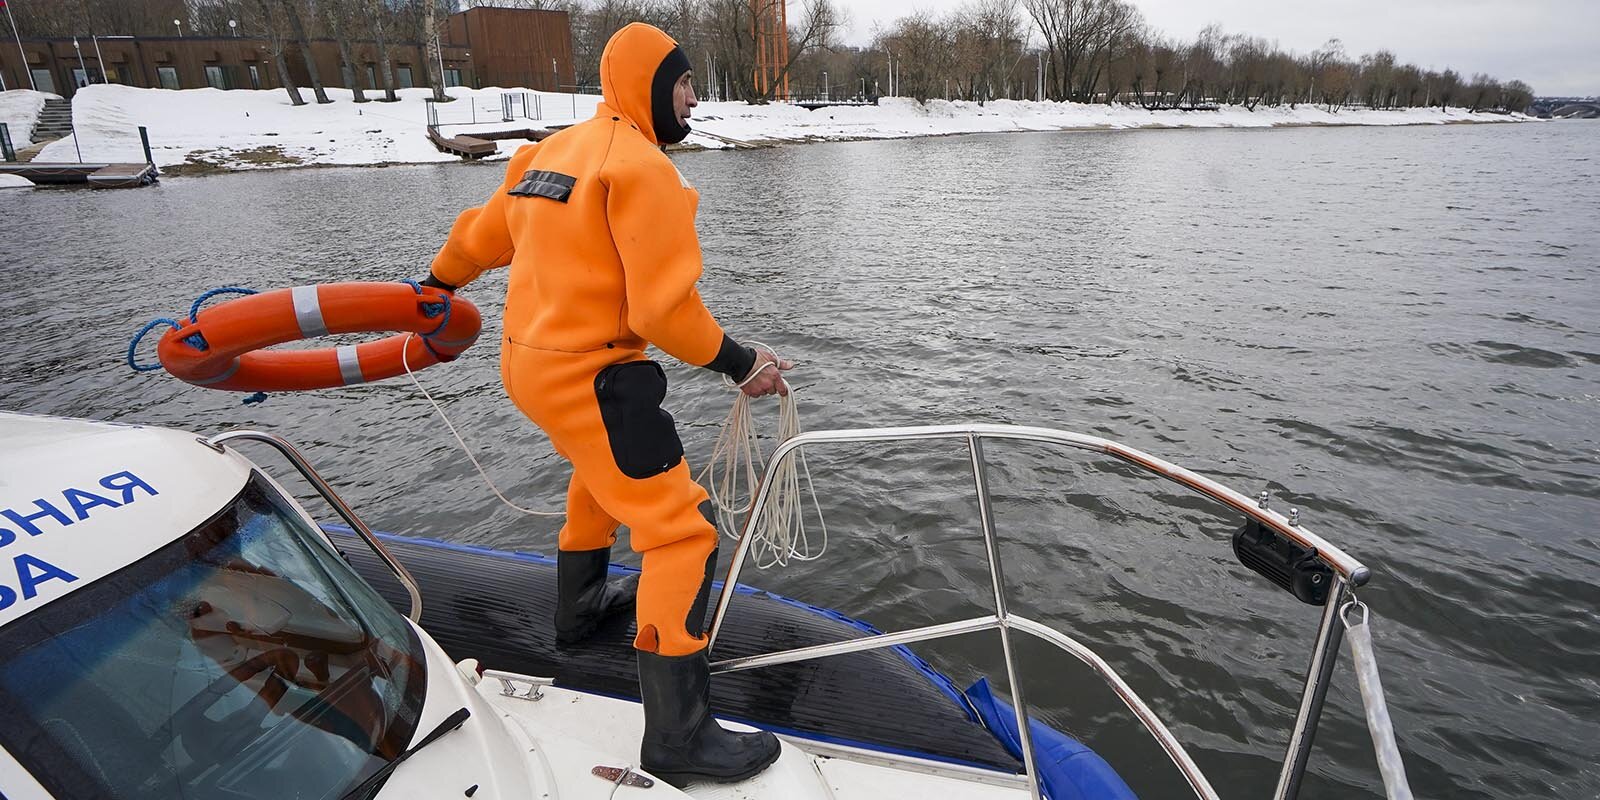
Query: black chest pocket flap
509 170 576 202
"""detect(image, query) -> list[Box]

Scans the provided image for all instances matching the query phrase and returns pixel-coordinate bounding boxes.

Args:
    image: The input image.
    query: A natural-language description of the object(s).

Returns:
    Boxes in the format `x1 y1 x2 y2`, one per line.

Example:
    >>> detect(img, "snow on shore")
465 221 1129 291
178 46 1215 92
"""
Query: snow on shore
0 90 55 148
32 83 1530 172
699 96 1527 143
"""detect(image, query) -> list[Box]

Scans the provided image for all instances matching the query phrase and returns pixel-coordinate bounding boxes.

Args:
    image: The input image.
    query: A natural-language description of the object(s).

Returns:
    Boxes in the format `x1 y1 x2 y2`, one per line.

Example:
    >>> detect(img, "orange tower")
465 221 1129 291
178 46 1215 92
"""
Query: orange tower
751 0 790 100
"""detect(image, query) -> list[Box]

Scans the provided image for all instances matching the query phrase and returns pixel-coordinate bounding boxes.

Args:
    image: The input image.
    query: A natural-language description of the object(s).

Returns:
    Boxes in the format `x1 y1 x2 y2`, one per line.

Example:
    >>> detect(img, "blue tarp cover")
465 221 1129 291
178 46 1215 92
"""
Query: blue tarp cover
964 678 1139 800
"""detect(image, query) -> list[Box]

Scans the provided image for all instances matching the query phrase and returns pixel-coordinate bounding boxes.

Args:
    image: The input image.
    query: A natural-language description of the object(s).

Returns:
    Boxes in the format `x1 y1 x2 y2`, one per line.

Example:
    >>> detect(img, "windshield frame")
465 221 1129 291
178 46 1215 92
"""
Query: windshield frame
0 472 428 800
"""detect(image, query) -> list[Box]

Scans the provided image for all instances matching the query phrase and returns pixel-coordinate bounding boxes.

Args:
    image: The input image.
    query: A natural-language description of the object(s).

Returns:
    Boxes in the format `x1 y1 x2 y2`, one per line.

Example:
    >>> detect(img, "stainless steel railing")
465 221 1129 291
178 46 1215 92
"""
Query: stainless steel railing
705 424 1368 800
203 430 425 622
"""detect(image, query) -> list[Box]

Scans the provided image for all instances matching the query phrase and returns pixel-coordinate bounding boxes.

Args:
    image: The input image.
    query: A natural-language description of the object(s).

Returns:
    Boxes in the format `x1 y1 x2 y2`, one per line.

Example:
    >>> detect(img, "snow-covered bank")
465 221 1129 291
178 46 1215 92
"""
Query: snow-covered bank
0 90 55 148
700 96 1531 143
34 83 1532 172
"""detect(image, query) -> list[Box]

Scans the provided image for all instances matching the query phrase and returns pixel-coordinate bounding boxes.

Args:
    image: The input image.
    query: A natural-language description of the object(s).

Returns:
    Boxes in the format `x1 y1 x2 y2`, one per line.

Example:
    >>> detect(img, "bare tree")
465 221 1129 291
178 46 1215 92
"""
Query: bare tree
1435 69 1461 109
281 0 332 103
946 0 1028 103
366 0 401 101
565 0 668 90
422 0 449 101
245 0 306 105
1466 73 1501 112
875 11 950 101
1500 80 1533 113
703 0 840 103
323 0 368 101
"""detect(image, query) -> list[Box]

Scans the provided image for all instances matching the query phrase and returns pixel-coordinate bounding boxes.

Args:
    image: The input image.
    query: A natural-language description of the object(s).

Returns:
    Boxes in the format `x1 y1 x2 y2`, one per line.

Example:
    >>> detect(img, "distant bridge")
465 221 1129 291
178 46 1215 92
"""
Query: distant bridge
1527 99 1600 119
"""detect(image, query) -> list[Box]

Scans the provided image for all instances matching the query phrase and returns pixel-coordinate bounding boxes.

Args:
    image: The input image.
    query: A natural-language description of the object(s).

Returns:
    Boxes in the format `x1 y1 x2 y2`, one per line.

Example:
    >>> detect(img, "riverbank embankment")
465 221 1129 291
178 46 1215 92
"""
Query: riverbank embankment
4 84 1533 174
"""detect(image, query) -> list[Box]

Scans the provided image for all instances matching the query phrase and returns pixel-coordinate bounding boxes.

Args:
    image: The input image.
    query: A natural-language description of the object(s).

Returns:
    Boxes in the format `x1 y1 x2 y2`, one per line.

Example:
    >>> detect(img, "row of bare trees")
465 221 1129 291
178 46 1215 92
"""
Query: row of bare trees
14 0 455 107
551 0 1533 112
16 0 1536 113
535 0 841 103
825 0 1534 112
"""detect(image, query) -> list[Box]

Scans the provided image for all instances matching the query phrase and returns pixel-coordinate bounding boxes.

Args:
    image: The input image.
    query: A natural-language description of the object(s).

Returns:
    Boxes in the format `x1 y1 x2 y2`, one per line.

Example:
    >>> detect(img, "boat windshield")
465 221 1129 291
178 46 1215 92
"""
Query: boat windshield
0 473 427 800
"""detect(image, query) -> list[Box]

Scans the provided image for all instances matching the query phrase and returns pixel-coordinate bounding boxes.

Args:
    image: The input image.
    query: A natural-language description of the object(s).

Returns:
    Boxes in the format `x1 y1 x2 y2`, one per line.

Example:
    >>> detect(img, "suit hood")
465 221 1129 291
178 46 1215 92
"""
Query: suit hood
600 23 693 146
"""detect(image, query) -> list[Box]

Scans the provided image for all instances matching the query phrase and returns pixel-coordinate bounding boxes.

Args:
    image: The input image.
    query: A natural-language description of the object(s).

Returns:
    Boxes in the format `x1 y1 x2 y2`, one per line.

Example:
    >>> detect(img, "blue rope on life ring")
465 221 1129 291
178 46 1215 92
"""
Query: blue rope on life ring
126 318 183 372
402 279 454 338
188 286 258 323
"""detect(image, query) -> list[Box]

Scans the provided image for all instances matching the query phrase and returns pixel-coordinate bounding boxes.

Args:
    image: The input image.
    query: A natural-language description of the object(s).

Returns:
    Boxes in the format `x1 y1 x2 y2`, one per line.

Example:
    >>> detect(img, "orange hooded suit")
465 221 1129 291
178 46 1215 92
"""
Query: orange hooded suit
428 24 755 657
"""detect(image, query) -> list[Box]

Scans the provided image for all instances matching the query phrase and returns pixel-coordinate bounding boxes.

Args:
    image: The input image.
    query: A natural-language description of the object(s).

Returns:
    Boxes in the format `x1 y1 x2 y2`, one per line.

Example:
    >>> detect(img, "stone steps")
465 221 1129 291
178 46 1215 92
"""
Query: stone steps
32 98 74 140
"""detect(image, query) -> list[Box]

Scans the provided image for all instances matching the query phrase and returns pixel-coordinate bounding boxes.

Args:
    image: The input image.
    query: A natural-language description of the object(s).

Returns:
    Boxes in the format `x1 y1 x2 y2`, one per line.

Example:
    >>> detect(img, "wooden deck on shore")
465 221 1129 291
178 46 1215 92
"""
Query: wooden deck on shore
427 125 563 159
0 161 159 188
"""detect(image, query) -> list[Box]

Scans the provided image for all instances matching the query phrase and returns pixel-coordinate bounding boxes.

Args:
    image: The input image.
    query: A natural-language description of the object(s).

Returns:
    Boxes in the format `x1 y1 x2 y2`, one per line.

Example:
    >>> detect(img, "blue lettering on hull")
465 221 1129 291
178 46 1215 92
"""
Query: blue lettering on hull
0 471 157 548
0 471 154 612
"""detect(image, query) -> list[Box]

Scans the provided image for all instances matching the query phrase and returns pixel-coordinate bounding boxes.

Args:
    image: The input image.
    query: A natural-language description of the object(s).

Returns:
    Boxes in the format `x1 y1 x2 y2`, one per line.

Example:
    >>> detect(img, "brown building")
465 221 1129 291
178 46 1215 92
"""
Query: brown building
0 7 571 97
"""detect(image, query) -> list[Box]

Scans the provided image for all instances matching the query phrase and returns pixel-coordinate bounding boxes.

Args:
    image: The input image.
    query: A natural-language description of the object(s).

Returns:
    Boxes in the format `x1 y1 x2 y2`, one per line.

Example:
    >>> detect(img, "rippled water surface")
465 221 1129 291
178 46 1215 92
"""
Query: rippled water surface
4 121 1598 798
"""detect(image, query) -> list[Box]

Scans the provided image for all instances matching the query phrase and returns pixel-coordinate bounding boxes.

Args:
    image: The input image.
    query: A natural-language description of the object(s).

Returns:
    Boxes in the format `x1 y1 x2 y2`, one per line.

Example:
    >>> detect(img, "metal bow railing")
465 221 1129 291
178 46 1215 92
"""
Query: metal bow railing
705 424 1369 800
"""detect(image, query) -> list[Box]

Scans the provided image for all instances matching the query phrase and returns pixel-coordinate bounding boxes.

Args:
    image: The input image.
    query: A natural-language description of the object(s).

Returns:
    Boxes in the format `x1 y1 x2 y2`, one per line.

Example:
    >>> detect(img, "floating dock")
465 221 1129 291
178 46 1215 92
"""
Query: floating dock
427 125 565 159
0 162 159 188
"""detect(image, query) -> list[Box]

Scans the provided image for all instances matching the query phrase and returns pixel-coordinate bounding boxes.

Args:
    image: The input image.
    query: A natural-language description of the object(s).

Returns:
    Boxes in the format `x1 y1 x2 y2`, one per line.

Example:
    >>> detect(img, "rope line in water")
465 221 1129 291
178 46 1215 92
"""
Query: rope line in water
400 333 564 517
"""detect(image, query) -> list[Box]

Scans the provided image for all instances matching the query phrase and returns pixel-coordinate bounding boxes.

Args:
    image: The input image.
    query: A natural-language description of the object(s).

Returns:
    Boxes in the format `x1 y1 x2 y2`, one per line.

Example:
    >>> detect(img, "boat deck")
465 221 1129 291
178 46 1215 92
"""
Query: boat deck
330 528 1022 774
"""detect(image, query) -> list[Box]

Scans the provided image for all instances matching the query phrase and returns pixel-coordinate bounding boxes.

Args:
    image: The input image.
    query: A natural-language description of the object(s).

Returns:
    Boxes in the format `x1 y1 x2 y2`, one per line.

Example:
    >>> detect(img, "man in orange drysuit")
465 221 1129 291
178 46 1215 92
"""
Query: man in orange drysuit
422 22 788 786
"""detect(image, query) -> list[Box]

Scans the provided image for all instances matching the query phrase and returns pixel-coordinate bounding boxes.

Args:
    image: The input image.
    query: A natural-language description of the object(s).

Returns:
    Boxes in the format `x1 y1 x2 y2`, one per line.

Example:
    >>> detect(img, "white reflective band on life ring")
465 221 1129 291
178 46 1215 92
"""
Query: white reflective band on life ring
336 345 364 386
291 285 330 338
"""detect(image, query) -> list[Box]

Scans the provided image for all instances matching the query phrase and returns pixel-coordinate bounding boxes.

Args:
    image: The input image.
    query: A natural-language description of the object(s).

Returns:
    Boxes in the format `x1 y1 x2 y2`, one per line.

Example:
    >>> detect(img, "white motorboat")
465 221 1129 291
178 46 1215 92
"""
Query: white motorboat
0 412 1390 800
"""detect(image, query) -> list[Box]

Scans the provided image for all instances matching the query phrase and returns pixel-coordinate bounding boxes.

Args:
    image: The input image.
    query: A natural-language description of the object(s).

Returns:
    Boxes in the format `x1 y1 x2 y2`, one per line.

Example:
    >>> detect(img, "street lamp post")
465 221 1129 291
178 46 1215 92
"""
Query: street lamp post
91 32 106 82
229 19 238 37
173 19 183 38
72 38 88 89
6 0 34 89
822 70 828 101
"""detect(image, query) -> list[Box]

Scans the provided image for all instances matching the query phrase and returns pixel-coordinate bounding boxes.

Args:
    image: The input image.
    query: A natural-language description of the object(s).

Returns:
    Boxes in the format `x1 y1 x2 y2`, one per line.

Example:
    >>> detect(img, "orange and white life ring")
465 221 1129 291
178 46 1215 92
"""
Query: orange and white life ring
156 282 481 392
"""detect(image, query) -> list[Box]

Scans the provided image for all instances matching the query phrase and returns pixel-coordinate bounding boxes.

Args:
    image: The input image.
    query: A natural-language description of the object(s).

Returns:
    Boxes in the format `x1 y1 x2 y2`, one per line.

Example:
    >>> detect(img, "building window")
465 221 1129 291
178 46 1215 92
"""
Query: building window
444 68 462 88
205 65 226 90
249 65 261 89
365 64 377 89
32 69 56 94
396 66 413 89
71 68 89 89
157 66 180 90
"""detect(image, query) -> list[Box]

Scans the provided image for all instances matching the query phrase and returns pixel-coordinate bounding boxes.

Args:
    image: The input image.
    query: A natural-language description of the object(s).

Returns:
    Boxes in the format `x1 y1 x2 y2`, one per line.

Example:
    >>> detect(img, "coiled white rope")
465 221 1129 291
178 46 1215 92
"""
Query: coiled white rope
1342 598 1415 800
697 344 827 569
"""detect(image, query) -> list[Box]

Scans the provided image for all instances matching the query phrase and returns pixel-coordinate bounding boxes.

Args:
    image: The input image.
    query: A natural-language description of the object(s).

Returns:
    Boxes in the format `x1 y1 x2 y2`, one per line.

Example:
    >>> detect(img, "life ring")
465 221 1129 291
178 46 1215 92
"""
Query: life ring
156 282 481 392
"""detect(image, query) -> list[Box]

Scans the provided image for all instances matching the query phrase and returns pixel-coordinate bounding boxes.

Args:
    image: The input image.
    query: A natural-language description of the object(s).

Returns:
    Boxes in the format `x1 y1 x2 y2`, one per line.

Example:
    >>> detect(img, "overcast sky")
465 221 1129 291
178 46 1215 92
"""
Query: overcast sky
837 0 1599 97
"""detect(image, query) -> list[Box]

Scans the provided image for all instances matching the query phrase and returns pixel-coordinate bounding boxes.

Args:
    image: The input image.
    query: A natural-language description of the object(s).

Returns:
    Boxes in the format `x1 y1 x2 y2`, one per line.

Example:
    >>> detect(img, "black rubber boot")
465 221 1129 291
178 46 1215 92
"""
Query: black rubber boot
637 649 782 786
637 543 780 785
554 548 638 646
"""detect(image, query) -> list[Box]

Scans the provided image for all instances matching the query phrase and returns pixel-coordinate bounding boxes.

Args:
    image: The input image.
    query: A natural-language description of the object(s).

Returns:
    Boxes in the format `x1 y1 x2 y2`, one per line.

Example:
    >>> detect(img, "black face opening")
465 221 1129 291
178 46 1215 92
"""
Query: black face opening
651 46 694 145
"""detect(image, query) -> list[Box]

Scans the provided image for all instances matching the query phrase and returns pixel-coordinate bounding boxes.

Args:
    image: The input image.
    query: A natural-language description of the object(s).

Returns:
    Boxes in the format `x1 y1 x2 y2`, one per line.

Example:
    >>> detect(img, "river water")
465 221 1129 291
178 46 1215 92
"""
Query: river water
3 121 1597 798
